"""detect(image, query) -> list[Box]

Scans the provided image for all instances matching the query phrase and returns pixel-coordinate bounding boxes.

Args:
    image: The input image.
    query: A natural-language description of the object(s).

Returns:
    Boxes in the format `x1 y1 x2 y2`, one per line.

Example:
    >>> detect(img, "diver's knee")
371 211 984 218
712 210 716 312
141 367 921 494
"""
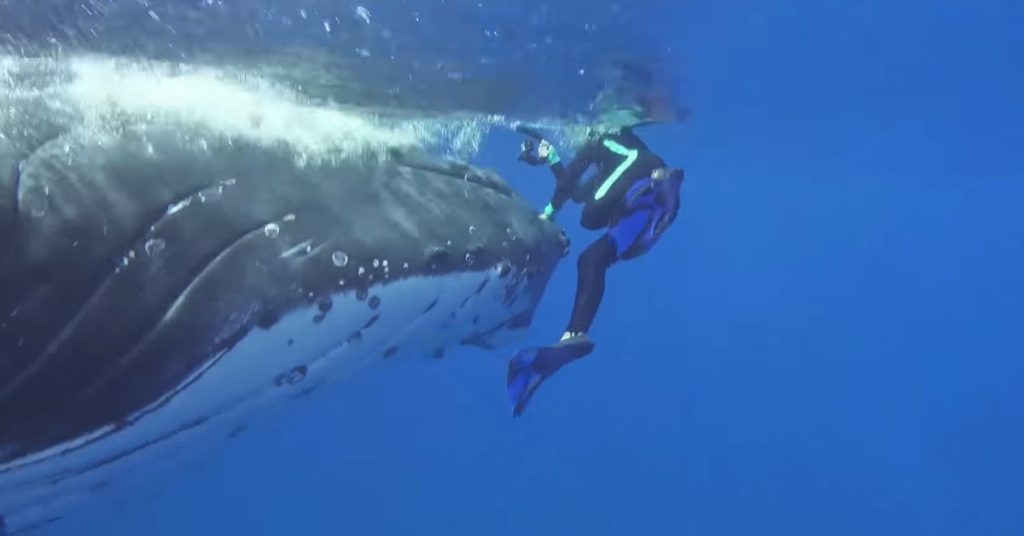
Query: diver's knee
577 240 602 266
576 249 593 272
578 238 615 270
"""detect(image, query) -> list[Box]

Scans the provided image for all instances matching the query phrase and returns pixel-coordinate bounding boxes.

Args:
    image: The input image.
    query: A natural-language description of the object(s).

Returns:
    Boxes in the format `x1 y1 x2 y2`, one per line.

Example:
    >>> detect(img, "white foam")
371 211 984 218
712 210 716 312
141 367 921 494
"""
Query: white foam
0 54 510 162
65 55 425 156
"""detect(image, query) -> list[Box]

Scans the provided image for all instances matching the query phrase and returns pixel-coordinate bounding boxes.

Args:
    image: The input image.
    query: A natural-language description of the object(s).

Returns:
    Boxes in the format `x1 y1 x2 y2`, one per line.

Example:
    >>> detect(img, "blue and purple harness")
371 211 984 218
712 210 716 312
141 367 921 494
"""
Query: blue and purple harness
606 173 682 260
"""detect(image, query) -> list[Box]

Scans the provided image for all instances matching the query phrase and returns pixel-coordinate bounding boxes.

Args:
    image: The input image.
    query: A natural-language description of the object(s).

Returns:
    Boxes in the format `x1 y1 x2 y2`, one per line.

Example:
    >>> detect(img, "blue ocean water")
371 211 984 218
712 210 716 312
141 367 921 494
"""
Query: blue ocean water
19 0 1023 534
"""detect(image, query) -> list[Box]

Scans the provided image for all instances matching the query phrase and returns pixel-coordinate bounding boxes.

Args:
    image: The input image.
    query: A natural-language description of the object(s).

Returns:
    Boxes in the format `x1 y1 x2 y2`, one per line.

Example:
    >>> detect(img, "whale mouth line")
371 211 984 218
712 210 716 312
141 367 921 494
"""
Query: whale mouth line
390 150 514 198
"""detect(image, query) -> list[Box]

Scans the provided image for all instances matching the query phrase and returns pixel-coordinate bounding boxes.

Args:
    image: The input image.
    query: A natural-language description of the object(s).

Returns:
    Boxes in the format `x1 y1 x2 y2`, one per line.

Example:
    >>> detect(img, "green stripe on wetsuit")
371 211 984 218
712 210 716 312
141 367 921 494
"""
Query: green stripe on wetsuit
595 139 639 200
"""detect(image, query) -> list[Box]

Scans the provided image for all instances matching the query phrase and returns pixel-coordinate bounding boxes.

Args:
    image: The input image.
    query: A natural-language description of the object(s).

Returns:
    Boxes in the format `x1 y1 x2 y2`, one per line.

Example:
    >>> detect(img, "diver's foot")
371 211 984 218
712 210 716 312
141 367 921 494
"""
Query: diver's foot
557 331 593 351
559 331 586 342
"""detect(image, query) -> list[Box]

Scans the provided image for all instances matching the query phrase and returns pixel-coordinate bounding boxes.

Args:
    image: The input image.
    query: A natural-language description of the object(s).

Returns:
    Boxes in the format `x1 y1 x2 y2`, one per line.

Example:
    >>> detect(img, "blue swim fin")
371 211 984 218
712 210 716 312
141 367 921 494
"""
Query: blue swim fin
506 336 595 417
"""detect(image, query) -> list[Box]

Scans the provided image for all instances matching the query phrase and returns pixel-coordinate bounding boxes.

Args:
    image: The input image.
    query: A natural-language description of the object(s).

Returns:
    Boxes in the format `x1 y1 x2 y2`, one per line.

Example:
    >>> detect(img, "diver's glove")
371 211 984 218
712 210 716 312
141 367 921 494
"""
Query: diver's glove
518 139 560 166
538 202 558 222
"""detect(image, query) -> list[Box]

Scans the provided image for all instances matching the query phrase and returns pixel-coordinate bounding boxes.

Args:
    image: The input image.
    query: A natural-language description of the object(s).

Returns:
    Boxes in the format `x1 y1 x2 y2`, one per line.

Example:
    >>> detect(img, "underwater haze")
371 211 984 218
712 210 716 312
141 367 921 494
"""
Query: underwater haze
4 0 1023 535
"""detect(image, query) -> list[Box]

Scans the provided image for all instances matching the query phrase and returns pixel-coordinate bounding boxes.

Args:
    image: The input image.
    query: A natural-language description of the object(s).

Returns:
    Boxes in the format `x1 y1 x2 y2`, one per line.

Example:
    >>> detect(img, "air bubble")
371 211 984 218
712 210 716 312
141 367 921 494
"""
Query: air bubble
373 259 380 268
355 6 371 23
465 252 476 266
468 225 477 234
358 266 366 277
332 251 349 267
264 223 280 238
144 238 166 256
506 227 517 241
166 198 191 215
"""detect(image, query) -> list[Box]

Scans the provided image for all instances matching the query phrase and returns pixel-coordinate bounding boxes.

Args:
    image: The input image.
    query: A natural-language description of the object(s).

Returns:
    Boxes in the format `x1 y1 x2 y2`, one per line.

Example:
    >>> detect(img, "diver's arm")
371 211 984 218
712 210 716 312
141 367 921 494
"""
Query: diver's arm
540 141 600 219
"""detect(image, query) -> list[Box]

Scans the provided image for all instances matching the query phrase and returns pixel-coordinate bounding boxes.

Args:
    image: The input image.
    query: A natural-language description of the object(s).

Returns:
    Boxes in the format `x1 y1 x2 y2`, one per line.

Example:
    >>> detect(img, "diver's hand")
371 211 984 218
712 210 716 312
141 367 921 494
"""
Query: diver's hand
519 139 559 166
538 202 557 222
518 139 546 166
537 140 552 160
538 140 560 165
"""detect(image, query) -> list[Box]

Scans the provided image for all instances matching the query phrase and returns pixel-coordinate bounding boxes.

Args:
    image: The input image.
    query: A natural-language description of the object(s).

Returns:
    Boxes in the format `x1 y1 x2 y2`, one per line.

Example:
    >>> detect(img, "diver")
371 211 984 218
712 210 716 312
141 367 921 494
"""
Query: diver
506 103 686 417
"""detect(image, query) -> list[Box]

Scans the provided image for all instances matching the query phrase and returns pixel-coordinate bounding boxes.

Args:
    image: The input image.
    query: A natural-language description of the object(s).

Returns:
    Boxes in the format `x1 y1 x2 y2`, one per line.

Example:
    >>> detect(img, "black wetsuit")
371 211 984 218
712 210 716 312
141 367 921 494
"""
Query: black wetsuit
547 129 665 229
544 129 681 335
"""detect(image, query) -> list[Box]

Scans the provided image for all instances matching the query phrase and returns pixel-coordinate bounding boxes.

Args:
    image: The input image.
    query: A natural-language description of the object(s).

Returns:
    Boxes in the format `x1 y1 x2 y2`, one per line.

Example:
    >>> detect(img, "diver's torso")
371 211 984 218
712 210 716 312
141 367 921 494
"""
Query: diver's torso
578 130 665 230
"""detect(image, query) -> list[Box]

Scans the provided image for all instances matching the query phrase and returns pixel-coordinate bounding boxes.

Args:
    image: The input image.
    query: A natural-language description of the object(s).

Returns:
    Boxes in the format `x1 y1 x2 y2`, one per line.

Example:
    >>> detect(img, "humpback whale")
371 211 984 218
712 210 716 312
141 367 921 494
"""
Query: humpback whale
0 56 568 533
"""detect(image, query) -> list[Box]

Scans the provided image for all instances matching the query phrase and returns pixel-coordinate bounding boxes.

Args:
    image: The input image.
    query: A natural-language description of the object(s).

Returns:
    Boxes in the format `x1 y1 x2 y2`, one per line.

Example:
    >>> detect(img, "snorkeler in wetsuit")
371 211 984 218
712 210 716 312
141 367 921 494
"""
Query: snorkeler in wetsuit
506 105 685 417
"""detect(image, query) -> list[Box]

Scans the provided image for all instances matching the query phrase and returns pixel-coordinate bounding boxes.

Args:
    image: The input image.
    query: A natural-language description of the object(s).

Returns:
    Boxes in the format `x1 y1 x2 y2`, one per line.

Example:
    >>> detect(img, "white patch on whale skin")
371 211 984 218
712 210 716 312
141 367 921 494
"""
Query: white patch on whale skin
0 264 534 531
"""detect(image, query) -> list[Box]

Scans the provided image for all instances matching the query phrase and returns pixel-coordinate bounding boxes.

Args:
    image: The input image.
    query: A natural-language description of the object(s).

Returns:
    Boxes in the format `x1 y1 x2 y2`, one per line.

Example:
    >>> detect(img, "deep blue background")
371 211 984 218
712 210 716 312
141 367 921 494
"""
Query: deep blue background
53 1 1024 535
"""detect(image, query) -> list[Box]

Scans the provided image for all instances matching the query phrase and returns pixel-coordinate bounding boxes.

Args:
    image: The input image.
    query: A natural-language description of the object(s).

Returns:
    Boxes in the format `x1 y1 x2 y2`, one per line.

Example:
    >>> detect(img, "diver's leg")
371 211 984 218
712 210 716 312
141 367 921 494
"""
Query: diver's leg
563 207 657 340
563 235 618 339
506 227 619 417
507 238 609 416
